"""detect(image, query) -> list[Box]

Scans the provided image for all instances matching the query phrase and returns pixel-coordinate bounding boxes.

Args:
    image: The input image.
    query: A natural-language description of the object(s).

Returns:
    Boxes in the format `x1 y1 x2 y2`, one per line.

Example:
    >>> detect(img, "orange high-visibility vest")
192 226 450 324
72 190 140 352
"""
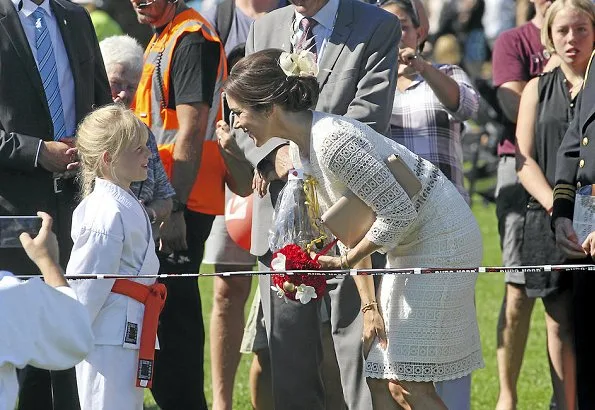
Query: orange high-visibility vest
133 8 227 215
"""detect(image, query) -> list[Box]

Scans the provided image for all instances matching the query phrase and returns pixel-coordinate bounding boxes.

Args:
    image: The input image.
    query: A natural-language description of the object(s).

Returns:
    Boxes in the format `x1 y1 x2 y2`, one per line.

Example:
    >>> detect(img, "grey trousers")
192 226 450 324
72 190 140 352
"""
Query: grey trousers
258 260 371 410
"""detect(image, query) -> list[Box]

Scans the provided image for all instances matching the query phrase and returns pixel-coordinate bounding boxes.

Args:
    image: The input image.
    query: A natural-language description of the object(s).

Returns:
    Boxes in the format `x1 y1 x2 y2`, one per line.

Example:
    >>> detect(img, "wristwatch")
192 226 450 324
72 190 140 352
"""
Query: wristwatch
171 198 186 213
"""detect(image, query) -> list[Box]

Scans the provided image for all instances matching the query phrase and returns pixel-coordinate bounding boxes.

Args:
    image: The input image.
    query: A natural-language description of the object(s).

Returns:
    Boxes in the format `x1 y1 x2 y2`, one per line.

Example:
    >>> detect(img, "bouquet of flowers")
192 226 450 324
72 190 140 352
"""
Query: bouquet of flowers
269 168 334 304
270 244 326 304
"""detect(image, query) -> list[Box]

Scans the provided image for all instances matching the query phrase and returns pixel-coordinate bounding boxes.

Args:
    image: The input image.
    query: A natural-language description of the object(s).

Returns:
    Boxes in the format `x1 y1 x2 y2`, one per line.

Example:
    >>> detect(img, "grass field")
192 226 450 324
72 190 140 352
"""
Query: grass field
144 196 553 409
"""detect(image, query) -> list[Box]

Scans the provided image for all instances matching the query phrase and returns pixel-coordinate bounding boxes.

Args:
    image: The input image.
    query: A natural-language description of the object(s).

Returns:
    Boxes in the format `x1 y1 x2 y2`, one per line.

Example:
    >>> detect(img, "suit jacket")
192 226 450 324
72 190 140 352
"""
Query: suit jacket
240 0 401 256
552 53 595 223
0 0 112 273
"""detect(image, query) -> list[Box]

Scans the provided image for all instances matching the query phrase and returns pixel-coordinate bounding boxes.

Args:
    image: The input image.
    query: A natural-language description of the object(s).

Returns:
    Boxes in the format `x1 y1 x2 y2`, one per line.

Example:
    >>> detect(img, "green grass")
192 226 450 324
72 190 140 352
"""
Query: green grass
144 196 552 409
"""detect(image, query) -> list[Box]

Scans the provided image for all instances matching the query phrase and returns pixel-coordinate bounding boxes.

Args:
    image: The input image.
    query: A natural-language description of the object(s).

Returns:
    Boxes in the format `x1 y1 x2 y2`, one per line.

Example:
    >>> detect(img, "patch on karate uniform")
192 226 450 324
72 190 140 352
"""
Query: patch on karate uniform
138 359 153 384
125 322 139 344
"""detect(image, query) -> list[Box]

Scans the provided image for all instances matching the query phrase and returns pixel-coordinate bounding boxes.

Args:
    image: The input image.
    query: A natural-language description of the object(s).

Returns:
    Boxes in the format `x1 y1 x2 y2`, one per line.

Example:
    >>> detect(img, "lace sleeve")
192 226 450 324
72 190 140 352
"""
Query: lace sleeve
318 122 418 251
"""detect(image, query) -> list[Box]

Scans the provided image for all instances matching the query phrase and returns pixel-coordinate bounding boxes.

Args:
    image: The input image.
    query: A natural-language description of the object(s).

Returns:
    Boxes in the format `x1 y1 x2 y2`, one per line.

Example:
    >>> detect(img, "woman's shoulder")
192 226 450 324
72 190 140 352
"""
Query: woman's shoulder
311 113 362 147
312 112 363 136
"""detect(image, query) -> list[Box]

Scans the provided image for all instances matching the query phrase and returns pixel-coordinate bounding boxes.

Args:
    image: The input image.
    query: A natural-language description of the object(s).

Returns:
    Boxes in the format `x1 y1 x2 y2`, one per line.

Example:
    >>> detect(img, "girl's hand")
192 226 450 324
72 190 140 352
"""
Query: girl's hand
362 306 388 359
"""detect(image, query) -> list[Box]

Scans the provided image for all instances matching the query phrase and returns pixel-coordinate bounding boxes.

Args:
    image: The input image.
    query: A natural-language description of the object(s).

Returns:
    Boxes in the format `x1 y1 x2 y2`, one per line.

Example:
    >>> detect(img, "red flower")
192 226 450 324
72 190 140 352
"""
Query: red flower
270 244 326 303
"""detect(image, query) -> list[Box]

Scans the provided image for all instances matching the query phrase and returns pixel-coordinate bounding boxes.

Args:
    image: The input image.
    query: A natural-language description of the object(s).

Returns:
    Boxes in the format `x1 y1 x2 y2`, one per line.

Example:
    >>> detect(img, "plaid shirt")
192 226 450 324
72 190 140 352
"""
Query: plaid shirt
389 64 479 204
131 129 176 204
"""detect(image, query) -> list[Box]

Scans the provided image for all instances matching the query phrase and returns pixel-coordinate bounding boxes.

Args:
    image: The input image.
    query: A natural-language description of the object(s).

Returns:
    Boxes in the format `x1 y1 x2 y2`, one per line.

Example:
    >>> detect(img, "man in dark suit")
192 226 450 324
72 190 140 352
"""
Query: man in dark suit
0 0 111 408
552 50 595 410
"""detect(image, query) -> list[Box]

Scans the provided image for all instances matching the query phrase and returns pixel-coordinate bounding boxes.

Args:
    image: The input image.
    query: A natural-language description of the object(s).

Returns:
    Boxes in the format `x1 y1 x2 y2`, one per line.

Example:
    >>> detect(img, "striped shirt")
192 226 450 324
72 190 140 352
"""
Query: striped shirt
389 64 479 204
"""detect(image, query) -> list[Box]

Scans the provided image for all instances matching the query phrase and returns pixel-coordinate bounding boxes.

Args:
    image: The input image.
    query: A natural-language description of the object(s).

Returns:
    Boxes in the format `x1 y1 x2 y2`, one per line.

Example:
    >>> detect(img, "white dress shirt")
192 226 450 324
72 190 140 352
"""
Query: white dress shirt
293 0 339 61
12 0 76 138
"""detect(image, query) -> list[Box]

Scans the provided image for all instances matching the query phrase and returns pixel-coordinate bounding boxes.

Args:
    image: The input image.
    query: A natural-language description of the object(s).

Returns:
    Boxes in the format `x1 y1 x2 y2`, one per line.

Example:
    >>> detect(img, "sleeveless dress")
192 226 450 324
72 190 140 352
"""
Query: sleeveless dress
520 67 576 297
303 111 484 382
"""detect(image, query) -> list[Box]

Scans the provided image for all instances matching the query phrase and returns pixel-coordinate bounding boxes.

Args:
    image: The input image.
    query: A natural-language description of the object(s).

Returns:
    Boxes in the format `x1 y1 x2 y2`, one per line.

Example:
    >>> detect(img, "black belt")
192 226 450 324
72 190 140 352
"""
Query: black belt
52 171 76 194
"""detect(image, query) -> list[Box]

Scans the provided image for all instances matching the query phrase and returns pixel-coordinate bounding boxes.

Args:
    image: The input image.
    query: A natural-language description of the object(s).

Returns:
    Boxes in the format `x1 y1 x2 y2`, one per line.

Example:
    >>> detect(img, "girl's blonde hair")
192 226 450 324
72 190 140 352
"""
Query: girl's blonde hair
76 104 148 197
541 0 595 53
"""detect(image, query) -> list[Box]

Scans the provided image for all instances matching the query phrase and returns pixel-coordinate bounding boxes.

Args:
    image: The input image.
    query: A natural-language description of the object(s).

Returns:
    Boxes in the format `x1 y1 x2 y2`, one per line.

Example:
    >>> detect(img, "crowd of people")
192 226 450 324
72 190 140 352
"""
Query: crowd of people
1 0 594 409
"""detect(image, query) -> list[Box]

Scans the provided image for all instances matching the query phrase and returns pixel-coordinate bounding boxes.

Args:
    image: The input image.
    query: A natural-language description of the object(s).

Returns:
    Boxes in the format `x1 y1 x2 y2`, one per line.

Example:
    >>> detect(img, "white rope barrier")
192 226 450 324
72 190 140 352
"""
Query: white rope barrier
12 263 595 280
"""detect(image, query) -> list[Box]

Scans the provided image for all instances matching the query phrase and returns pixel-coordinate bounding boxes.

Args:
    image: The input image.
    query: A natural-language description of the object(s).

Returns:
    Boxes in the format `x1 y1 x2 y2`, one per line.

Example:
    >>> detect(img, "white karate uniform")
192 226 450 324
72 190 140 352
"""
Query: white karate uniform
67 178 159 410
0 271 93 410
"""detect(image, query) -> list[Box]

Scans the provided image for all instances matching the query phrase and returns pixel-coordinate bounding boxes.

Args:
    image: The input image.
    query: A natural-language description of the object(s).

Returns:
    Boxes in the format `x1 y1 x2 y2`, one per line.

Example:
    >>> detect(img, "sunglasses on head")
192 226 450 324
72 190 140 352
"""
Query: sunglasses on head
375 0 420 27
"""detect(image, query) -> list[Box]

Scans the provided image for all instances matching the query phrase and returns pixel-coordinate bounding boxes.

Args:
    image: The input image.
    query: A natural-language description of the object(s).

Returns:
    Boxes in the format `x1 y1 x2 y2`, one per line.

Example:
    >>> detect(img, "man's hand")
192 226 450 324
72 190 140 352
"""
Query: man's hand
554 217 587 259
38 137 79 173
159 211 187 253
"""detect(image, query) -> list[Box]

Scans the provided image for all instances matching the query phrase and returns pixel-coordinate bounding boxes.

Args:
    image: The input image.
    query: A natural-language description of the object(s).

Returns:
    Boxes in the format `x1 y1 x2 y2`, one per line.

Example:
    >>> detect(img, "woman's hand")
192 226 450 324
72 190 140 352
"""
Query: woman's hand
362 306 388 359
398 47 428 75
310 253 342 269
159 211 187 253
216 120 244 160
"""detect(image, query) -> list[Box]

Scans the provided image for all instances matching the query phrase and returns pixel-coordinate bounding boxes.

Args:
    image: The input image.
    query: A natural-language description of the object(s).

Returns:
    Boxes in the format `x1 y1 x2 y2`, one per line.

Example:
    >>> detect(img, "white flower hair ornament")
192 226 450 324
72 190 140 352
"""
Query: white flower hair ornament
279 50 319 78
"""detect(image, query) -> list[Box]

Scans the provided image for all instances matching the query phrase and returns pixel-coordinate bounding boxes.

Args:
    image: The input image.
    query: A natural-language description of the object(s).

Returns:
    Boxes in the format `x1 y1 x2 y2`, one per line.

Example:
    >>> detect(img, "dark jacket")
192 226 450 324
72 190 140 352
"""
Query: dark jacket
0 0 112 273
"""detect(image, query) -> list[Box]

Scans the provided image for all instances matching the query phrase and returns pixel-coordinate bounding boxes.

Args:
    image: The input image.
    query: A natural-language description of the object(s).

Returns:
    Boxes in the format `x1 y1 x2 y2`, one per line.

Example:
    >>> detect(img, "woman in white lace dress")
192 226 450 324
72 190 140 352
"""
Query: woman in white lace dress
222 49 484 409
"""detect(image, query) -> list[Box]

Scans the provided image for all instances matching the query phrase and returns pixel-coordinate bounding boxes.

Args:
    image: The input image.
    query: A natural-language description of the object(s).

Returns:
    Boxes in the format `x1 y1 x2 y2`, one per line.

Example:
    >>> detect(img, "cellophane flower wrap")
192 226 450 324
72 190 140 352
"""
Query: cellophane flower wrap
269 168 332 304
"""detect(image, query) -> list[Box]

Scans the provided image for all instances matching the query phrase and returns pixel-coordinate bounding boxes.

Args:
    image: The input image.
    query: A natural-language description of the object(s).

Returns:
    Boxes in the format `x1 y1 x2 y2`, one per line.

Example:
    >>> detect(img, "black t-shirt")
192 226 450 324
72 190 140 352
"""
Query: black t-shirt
156 20 220 109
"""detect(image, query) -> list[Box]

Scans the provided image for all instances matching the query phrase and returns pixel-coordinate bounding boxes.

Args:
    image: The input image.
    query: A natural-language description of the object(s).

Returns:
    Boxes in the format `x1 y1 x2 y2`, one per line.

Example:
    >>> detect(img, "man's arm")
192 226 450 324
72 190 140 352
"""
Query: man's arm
345 13 401 134
0 129 75 173
0 130 44 172
170 103 209 204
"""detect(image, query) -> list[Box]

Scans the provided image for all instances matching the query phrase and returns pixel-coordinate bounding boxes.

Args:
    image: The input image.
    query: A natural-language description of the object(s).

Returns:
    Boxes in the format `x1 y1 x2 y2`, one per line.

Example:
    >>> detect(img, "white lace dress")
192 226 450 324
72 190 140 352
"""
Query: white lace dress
301 111 484 382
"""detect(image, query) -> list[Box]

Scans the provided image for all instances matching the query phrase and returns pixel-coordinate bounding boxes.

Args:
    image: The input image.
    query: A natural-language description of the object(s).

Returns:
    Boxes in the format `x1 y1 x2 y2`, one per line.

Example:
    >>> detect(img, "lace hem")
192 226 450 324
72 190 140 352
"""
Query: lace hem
364 350 484 382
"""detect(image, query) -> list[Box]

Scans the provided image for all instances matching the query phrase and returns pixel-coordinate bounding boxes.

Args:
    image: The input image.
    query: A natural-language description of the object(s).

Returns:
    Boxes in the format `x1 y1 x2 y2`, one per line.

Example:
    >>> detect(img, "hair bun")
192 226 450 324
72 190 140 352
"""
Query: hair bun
282 75 319 111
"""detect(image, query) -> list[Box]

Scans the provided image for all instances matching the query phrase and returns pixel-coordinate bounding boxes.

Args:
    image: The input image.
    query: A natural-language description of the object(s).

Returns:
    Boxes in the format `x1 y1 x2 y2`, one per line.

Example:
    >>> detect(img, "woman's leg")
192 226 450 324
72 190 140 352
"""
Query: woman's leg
367 378 448 410
367 378 402 410
388 380 448 410
542 289 575 410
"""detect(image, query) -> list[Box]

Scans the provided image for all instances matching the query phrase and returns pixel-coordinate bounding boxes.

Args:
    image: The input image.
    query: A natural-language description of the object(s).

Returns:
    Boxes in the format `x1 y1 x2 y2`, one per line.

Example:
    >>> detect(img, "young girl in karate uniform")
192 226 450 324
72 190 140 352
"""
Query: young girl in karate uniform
67 105 165 410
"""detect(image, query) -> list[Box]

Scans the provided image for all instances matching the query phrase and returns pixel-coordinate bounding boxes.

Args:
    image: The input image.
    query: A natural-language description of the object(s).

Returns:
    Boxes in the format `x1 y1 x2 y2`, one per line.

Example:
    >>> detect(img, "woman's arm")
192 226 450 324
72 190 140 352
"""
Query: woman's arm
145 198 173 226
515 78 554 211
352 256 387 357
401 48 461 112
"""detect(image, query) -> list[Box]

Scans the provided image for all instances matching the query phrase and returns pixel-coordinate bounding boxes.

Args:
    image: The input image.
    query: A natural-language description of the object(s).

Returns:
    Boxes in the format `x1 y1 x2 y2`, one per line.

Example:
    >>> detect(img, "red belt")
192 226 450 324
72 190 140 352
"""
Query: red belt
111 279 167 388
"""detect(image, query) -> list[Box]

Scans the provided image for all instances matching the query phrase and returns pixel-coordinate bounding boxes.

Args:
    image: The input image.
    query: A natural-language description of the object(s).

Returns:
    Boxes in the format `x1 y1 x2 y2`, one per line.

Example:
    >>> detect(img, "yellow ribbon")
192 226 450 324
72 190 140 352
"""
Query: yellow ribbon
303 176 327 254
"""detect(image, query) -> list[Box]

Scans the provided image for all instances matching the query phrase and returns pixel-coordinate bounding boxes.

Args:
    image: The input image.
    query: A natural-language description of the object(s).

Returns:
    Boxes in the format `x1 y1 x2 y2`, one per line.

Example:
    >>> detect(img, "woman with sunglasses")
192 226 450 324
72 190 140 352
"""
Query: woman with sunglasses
380 0 479 208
